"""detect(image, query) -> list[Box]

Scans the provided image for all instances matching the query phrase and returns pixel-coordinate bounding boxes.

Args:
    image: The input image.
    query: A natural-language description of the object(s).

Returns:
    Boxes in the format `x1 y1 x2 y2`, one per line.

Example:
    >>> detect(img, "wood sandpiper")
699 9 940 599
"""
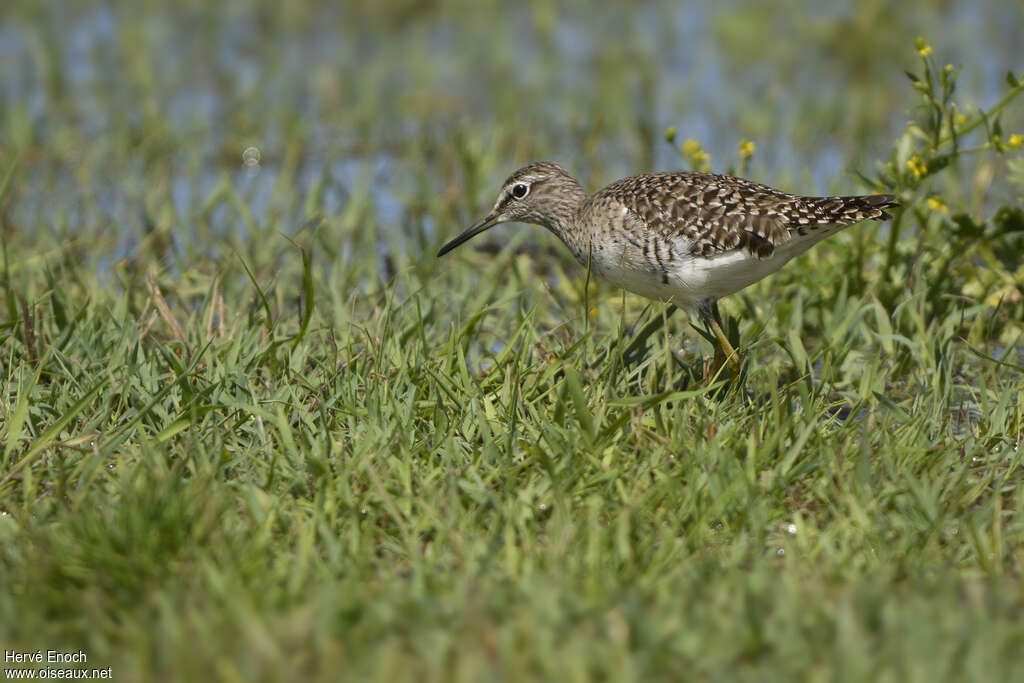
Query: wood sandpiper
438 162 898 381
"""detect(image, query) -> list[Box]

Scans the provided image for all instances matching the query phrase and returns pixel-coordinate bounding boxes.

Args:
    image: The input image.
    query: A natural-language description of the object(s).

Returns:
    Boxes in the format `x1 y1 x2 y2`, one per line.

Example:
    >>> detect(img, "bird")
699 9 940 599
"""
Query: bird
437 161 898 381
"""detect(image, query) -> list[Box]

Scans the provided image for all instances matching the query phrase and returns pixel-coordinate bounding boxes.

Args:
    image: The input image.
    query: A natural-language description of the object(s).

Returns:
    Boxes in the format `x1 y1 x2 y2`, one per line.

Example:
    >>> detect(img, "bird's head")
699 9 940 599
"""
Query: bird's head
437 161 583 256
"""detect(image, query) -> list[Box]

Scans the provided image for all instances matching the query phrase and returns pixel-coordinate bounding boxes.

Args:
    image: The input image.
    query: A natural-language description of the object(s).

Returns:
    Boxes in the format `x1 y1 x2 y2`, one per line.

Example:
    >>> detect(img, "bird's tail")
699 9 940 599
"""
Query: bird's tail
795 194 900 226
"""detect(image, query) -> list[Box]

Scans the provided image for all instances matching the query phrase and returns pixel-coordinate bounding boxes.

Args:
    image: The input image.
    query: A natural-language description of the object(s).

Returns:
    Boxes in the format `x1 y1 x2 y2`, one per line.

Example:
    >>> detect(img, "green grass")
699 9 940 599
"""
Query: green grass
2 2 1024 681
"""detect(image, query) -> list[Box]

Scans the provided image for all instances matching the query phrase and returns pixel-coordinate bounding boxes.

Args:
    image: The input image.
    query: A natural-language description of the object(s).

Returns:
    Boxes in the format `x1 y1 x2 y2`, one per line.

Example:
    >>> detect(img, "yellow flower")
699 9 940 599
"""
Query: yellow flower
682 139 710 170
915 37 933 57
954 113 967 127
1009 134 1024 150
738 139 755 159
907 156 927 178
926 197 948 213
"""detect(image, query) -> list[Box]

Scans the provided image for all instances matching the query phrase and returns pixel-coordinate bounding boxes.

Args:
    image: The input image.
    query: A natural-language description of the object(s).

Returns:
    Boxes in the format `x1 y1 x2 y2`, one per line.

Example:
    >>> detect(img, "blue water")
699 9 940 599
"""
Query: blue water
2 1 1021 255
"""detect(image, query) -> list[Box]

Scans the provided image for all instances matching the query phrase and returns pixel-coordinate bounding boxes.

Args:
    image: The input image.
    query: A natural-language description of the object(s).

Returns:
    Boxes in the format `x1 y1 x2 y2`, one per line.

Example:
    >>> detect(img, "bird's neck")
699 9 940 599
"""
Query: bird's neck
541 177 588 254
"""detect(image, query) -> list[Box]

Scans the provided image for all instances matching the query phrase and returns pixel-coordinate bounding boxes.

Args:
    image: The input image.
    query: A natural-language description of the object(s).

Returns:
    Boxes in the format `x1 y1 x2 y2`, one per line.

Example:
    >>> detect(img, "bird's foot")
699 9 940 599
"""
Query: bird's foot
702 347 741 387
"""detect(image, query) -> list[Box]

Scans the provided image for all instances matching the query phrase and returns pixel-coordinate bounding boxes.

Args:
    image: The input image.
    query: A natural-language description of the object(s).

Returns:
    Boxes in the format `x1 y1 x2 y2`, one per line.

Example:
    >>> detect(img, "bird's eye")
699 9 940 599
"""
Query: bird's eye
512 183 529 199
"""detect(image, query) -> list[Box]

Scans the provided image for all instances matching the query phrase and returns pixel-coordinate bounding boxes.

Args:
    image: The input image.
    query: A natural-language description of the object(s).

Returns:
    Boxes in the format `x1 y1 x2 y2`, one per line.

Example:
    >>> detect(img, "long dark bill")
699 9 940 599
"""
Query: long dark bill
437 213 500 257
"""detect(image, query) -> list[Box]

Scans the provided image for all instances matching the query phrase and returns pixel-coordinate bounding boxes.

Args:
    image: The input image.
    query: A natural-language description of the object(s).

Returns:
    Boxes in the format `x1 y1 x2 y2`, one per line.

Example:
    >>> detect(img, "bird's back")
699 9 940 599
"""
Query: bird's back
585 171 897 260
572 170 897 308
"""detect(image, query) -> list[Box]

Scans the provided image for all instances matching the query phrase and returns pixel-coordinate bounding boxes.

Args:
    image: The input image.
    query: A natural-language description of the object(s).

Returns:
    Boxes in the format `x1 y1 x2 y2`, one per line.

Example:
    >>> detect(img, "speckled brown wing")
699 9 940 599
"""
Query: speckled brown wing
598 171 897 259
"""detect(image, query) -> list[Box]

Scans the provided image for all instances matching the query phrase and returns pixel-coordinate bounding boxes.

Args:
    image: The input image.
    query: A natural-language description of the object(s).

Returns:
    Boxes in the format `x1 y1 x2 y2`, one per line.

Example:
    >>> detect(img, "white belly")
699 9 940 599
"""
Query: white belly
586 225 841 310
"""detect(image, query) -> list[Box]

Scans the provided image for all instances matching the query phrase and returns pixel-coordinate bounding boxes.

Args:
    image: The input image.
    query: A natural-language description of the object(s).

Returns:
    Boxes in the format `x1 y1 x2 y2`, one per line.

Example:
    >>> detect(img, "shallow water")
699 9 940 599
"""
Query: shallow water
2 1 1022 265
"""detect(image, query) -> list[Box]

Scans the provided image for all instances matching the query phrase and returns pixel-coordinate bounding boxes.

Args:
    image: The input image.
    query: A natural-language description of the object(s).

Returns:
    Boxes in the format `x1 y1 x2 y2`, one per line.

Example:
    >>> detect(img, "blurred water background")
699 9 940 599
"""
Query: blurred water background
1 0 1022 271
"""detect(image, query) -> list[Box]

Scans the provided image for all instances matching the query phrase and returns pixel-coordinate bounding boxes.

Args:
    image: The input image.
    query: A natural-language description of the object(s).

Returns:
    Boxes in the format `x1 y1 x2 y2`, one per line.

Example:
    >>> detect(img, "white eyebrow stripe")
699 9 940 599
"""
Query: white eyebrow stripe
494 189 514 211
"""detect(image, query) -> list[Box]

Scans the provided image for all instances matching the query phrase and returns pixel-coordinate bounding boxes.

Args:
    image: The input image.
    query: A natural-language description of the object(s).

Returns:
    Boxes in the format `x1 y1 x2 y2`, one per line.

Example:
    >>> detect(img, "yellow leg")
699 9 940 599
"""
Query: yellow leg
708 314 741 377
699 300 740 382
